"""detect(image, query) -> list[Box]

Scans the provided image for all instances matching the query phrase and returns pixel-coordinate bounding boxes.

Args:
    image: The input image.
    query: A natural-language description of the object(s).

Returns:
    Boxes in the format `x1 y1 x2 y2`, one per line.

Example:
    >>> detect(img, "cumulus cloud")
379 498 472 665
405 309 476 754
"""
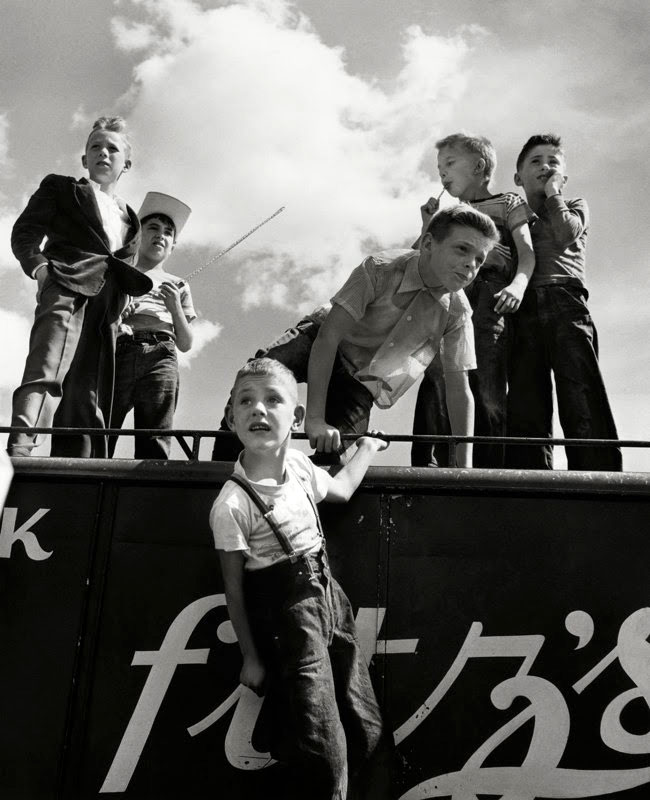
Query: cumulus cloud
177 317 222 367
0 112 19 273
111 17 158 51
0 309 30 426
0 310 29 391
112 0 480 308
0 113 11 168
0 209 17 273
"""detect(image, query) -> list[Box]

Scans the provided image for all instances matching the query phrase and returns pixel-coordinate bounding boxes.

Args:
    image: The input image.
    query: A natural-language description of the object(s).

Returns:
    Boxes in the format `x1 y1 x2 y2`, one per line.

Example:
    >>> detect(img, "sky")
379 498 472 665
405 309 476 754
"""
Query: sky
0 0 648 469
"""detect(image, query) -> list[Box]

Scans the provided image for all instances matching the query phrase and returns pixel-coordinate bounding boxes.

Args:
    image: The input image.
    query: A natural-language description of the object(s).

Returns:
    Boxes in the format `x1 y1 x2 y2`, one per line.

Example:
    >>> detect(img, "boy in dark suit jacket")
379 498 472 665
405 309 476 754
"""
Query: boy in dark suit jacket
8 116 152 458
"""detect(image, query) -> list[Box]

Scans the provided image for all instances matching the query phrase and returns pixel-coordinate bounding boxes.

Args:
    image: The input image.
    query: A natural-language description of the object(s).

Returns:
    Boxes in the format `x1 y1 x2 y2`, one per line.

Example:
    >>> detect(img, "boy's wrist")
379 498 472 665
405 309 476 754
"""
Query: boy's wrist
509 272 529 287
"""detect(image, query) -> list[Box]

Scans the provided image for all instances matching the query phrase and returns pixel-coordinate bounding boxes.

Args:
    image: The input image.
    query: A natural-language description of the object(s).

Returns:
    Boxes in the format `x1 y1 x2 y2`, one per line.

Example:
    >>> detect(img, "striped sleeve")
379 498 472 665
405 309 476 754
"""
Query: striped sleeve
505 192 534 232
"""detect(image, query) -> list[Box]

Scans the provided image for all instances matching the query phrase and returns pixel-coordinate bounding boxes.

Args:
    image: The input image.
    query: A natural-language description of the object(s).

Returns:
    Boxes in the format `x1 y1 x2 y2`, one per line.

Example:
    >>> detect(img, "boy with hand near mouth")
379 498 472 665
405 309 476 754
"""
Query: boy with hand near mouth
109 192 196 459
505 134 621 470
412 133 536 468
8 116 151 458
211 357 389 800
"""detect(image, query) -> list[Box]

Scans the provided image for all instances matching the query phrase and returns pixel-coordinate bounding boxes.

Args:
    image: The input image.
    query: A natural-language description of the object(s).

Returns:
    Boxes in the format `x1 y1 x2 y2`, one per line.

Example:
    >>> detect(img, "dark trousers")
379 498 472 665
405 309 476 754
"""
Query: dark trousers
411 275 510 467
245 549 386 800
211 318 374 462
9 270 123 458
505 282 622 471
108 334 179 459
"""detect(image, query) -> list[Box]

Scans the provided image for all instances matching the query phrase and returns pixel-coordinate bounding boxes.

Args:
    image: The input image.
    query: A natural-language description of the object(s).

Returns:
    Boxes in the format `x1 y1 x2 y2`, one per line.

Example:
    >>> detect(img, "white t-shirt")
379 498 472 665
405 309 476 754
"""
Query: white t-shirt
210 450 329 571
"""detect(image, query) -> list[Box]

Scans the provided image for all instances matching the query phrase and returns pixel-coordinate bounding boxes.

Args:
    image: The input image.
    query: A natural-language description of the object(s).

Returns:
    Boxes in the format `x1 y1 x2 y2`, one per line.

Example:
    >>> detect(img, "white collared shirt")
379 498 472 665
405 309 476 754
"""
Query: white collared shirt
89 180 130 253
332 250 476 408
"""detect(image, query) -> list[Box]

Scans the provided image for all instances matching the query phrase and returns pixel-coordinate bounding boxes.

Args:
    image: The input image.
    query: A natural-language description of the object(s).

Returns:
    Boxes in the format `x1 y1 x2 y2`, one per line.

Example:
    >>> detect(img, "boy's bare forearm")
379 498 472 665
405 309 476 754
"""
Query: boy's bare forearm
171 309 194 352
306 332 336 424
445 371 474 468
219 553 259 661
512 224 536 284
326 438 385 502
306 306 357 452
218 550 266 694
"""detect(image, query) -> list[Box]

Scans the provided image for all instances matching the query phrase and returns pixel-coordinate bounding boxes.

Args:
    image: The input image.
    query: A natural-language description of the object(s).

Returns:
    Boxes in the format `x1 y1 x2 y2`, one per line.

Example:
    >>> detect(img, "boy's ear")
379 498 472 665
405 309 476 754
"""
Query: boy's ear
225 402 236 431
81 154 87 168
513 171 522 187
292 403 306 431
474 157 486 175
419 231 434 254
122 159 132 173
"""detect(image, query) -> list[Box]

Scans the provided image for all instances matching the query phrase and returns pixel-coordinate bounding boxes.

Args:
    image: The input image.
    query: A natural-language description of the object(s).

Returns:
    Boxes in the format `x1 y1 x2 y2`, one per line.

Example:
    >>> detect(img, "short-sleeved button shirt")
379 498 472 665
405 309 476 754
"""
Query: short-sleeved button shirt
332 249 475 408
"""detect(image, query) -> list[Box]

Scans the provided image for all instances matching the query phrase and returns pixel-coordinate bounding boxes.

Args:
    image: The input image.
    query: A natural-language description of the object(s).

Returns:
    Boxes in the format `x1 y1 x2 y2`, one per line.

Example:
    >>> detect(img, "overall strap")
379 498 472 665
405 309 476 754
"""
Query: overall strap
294 472 324 537
228 473 298 563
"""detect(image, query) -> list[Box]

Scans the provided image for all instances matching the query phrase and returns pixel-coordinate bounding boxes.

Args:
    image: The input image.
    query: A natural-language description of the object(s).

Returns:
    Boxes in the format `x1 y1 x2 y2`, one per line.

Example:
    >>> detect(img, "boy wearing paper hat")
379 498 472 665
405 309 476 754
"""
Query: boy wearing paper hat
110 192 195 459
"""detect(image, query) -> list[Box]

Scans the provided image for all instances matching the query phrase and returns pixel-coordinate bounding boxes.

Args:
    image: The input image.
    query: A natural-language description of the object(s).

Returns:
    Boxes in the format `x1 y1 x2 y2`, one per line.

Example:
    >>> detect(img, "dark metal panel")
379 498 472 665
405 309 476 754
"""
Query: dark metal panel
0 479 102 799
385 491 650 799
3 462 650 799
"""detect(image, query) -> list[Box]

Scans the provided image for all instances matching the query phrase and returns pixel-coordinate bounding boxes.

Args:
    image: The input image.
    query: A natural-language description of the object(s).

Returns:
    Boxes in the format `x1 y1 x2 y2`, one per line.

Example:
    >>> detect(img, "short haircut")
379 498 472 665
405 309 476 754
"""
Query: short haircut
436 133 497 181
141 213 177 241
425 203 499 245
230 358 298 402
85 116 132 159
516 134 563 171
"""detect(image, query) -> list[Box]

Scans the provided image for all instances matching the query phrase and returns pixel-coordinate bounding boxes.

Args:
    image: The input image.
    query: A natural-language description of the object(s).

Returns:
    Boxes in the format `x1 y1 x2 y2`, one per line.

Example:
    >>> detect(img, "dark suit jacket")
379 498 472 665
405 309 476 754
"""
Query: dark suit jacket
11 174 152 297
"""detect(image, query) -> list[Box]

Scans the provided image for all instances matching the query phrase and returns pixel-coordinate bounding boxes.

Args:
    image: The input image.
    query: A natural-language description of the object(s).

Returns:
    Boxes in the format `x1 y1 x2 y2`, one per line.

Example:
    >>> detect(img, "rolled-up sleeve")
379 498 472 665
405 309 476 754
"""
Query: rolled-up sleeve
331 257 378 321
441 312 476 373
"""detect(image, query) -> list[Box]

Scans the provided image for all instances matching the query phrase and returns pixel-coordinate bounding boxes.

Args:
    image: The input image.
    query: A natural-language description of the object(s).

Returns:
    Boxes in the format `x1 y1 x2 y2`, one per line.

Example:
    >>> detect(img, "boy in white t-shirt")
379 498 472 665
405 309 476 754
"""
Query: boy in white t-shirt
210 357 389 799
110 192 196 458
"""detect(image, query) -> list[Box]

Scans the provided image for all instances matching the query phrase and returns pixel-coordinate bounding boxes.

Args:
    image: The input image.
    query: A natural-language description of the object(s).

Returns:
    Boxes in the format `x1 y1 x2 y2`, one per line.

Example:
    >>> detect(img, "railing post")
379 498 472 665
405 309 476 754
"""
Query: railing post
448 439 457 468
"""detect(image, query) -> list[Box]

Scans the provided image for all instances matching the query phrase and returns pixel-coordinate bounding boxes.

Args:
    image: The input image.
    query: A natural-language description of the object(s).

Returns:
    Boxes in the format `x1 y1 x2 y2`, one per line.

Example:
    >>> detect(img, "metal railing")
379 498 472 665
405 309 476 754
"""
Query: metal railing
2 426 648 466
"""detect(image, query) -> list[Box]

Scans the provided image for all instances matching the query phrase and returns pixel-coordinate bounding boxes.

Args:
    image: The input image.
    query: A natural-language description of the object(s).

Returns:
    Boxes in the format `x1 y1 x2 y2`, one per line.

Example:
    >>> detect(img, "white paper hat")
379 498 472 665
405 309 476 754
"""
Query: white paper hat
138 192 192 237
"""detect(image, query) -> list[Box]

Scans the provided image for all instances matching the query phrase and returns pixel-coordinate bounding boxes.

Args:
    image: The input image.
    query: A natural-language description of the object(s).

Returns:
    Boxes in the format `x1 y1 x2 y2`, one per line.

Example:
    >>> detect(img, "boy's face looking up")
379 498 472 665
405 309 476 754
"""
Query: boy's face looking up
139 216 176 265
419 224 492 293
82 130 131 187
227 373 304 457
515 144 566 200
437 146 486 200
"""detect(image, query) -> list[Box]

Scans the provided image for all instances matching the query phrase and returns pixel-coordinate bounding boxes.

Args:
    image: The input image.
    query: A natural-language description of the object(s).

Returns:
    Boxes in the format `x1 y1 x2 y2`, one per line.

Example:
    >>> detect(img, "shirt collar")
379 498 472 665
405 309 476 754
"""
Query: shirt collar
397 251 451 310
88 179 124 209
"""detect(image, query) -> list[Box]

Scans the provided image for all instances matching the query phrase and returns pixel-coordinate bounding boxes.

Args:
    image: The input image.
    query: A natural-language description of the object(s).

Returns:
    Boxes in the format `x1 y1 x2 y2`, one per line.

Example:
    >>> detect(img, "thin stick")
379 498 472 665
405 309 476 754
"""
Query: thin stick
181 206 285 284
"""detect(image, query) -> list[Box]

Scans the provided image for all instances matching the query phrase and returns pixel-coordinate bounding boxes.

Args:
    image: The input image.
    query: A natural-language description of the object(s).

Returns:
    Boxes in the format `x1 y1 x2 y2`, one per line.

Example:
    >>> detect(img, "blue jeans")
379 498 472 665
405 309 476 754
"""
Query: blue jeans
506 281 622 471
108 333 179 459
411 275 510 467
244 549 385 800
211 318 374 462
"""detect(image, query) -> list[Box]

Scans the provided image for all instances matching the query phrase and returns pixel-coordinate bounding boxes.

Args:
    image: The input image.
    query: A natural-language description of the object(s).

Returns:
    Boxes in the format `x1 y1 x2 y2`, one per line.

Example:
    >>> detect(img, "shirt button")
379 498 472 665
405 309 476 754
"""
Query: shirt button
406 315 412 321
388 342 394 347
